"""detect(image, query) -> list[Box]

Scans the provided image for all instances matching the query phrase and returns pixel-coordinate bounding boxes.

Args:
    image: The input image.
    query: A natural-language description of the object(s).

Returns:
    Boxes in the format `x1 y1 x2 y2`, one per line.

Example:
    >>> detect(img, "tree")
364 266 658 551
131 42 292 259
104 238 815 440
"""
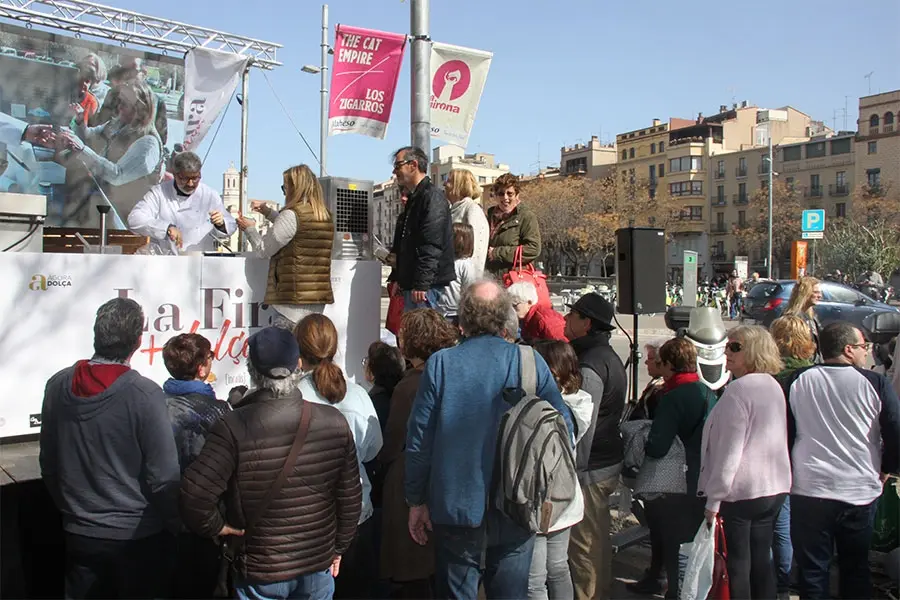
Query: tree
731 181 803 277
819 185 900 280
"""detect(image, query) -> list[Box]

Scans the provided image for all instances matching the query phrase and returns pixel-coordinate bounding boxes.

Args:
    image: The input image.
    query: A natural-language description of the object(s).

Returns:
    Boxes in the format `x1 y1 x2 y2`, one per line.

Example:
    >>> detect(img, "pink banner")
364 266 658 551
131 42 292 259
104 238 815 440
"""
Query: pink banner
328 25 407 139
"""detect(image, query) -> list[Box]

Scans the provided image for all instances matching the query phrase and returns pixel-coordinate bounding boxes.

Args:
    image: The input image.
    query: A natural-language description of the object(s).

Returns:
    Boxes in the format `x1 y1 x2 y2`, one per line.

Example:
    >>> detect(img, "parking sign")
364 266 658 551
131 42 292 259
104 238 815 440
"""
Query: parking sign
802 209 825 233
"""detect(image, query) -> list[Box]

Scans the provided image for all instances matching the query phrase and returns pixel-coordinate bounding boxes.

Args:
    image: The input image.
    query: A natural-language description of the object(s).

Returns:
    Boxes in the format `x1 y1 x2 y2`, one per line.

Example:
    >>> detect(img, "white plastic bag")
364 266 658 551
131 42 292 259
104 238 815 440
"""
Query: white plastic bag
679 521 715 600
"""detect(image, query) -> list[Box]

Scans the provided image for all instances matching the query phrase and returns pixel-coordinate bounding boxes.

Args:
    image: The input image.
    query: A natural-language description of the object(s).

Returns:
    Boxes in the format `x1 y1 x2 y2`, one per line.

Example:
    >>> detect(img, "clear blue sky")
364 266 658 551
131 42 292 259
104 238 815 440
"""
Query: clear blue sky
103 0 900 203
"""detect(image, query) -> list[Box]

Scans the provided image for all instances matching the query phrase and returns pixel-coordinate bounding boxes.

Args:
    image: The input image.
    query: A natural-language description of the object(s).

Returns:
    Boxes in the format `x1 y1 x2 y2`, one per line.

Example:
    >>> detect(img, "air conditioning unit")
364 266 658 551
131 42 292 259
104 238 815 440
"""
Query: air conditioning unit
319 177 374 260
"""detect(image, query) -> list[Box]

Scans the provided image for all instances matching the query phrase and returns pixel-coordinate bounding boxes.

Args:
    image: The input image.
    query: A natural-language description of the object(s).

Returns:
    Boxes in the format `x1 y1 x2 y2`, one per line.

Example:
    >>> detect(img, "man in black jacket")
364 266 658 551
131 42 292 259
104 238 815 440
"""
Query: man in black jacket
390 146 455 311
563 293 627 600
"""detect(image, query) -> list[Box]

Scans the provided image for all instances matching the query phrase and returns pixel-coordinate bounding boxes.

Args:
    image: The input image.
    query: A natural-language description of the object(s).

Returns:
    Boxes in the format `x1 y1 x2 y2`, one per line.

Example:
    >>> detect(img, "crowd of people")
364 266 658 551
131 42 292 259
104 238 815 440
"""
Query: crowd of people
35 144 900 600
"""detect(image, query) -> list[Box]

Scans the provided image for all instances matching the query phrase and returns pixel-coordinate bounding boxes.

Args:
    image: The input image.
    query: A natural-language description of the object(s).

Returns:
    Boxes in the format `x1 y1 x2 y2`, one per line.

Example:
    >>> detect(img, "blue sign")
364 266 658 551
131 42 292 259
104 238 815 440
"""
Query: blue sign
802 209 825 232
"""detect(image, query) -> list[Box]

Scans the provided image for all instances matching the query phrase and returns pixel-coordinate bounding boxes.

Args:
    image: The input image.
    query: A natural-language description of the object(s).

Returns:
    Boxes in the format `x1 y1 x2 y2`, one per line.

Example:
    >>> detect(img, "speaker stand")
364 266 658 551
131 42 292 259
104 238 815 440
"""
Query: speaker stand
630 313 640 404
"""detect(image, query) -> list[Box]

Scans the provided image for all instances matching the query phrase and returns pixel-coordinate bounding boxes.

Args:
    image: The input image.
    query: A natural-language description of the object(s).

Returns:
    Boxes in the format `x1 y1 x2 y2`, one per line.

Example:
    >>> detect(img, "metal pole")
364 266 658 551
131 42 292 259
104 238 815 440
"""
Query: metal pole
319 4 328 177
631 314 640 404
767 133 774 278
410 0 431 151
239 65 250 251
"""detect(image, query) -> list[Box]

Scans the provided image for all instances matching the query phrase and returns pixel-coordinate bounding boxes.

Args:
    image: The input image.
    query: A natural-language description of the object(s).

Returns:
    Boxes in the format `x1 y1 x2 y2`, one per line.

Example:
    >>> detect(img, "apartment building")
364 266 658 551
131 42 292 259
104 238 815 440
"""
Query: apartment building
430 145 510 188
559 136 617 179
856 90 900 193
372 179 404 247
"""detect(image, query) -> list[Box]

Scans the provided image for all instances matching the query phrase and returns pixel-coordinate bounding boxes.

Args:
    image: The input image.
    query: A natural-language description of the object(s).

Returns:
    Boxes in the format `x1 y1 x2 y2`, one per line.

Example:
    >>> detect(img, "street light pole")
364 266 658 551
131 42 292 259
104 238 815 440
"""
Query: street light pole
319 4 328 177
410 0 431 151
768 133 774 278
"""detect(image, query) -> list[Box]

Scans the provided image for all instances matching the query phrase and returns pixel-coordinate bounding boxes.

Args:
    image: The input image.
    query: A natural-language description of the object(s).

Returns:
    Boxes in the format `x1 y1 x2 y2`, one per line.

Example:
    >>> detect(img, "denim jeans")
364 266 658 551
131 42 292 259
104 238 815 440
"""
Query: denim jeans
791 495 878 600
235 570 334 600
527 527 573 600
720 493 786 600
772 495 792 593
402 287 443 312
432 509 535 600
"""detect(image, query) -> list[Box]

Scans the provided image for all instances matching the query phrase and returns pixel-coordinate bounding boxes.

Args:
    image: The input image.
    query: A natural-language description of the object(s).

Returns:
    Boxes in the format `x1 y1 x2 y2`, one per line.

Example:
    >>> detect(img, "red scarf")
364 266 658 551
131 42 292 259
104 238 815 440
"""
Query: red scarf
663 371 700 392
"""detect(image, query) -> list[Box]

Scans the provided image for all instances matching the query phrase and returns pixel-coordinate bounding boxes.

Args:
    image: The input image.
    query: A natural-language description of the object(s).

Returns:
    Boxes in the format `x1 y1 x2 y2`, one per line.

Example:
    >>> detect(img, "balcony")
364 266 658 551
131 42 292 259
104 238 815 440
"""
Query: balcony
733 193 749 205
885 124 895 133
710 224 729 235
735 166 748 178
829 184 849 197
711 253 729 263
870 126 879 135
804 186 824 199
758 164 770 175
711 196 727 207
714 169 726 180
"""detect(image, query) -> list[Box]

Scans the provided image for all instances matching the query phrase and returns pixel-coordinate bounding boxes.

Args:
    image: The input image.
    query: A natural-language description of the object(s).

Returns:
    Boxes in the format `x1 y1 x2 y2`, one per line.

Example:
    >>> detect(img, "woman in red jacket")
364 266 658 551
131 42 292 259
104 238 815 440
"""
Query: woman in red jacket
508 281 567 342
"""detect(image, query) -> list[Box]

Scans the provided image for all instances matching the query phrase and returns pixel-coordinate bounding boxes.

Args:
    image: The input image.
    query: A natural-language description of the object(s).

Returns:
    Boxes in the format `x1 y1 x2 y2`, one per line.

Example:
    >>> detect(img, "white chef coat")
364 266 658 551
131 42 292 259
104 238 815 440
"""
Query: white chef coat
127 180 237 253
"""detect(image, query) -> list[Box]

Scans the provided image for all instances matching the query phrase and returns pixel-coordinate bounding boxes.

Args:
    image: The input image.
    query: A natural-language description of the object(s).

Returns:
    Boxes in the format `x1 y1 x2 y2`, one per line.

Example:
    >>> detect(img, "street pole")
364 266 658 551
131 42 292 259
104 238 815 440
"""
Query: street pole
319 4 328 177
410 0 431 152
767 132 774 278
238 63 251 251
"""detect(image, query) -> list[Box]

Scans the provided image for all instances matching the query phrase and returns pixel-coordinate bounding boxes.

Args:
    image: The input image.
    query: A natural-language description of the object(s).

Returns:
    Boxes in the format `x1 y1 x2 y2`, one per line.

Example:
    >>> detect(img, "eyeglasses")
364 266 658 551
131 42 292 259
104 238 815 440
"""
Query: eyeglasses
726 341 743 353
392 160 412 172
175 173 201 184
281 184 286 194
848 342 871 351
361 357 369 367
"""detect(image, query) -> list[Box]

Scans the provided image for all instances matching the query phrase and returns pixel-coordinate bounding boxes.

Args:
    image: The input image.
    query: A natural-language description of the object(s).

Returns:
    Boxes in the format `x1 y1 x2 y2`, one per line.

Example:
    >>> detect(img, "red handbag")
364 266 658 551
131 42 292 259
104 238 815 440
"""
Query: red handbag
503 246 552 308
385 285 404 335
708 516 730 600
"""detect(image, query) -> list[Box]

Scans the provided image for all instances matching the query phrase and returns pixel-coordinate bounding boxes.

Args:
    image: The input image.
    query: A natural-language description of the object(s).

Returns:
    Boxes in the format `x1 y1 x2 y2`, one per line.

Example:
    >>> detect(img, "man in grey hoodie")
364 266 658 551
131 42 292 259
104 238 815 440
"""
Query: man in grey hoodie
39 297 180 599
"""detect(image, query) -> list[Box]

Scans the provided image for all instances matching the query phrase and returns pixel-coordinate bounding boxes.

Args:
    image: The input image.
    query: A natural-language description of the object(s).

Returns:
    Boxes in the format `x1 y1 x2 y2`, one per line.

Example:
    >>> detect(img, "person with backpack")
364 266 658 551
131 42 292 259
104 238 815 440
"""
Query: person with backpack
404 280 575 600
562 293 627 600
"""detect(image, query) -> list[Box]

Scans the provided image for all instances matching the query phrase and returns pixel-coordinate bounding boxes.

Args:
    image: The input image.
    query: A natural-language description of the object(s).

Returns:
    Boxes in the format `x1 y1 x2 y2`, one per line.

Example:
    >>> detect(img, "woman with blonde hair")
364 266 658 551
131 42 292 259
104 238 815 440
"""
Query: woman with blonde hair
294 314 383 597
445 168 489 277
782 276 823 360
699 325 791 600
237 164 335 330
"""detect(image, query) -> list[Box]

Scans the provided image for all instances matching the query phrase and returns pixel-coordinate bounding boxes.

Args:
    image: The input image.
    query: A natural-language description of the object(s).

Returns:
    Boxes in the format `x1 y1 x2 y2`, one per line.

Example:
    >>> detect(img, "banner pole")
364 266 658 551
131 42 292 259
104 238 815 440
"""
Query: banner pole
319 4 329 177
410 0 431 152
239 64 250 251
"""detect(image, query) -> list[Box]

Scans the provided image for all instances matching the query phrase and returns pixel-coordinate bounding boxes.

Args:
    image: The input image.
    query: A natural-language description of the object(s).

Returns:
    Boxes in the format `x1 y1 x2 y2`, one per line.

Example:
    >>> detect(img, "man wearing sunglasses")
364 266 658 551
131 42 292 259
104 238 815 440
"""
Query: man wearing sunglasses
784 321 900 600
389 146 455 311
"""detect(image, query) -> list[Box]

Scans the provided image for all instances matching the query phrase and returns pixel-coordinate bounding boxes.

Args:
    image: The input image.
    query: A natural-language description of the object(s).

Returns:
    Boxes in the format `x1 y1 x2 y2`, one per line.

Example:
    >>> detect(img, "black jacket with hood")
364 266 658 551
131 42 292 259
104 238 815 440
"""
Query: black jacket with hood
39 360 181 540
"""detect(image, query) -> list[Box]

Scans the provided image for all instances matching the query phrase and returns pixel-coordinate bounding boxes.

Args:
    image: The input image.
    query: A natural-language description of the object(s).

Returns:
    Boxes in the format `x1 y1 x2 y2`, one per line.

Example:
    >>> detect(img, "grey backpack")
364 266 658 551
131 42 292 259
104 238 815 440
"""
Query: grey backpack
493 345 578 534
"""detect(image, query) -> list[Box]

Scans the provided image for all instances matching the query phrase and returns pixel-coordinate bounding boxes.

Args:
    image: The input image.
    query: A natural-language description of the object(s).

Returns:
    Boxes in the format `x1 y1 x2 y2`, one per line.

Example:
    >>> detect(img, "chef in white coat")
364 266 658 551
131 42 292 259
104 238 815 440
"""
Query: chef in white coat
128 150 236 253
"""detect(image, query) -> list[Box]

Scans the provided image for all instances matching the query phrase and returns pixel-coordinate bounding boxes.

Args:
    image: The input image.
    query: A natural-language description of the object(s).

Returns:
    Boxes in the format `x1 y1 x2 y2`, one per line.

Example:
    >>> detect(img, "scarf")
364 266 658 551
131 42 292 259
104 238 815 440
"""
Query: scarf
663 371 700 392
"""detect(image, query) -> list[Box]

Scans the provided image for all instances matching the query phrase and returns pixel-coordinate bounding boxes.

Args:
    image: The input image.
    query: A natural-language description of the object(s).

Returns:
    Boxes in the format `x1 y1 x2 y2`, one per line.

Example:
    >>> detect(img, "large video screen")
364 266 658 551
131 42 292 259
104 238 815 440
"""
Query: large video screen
0 23 184 228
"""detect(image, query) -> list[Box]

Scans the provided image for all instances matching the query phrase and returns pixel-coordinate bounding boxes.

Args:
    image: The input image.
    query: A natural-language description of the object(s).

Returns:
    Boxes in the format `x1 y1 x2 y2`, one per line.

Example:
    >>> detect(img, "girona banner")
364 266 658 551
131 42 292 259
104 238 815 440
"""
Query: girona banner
429 42 492 147
182 47 250 150
328 25 407 139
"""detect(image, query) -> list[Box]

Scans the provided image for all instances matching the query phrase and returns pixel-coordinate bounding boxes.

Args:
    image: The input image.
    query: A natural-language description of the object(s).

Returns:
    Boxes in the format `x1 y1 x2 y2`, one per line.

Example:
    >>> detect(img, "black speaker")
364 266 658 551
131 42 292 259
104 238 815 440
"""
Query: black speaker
616 227 666 315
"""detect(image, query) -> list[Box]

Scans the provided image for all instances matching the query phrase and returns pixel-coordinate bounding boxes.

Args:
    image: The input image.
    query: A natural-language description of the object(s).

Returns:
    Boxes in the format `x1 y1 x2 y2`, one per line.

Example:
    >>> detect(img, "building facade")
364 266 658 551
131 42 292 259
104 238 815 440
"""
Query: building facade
430 145 510 189
855 90 900 193
372 179 404 248
559 136 617 179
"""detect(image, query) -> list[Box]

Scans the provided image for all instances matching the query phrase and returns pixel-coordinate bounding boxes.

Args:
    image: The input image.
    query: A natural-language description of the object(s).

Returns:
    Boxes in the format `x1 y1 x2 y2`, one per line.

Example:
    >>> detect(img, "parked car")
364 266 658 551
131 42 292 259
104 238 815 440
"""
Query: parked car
741 279 899 333
0 47 17 56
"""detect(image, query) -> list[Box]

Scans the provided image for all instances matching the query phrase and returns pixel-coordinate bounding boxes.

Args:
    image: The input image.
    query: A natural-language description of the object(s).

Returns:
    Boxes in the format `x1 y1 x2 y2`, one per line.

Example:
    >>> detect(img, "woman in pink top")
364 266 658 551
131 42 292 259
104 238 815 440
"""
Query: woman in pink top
698 325 792 600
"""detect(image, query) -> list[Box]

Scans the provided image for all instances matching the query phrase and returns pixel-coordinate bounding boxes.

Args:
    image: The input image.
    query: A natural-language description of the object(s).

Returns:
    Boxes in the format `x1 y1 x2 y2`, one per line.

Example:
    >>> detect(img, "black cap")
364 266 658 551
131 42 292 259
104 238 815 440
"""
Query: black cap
248 327 300 379
567 293 616 331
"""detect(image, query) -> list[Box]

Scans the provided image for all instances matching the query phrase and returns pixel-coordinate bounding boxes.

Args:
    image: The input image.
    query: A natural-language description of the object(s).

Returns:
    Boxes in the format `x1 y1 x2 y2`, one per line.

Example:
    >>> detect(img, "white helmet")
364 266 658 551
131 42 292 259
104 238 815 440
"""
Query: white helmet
682 307 731 391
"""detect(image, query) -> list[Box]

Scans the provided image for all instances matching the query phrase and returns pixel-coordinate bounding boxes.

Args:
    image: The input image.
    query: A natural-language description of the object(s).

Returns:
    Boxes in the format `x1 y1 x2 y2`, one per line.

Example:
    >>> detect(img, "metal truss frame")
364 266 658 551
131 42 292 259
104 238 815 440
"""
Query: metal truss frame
0 0 281 68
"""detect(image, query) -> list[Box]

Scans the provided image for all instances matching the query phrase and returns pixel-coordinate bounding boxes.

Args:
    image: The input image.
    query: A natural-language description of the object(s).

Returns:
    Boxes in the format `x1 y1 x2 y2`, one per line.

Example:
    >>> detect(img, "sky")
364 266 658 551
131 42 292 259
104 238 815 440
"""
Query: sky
56 0 900 203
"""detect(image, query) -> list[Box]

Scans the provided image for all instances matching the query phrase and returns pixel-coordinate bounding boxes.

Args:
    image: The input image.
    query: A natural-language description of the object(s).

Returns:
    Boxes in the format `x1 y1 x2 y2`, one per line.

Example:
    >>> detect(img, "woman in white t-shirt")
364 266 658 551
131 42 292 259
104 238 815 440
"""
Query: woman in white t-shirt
446 169 489 278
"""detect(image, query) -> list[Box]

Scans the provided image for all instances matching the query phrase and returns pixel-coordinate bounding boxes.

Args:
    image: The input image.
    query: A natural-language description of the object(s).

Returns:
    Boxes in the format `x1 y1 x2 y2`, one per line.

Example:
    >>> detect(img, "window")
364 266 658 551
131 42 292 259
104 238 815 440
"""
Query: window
738 210 746 227
870 114 880 127
867 168 881 187
810 174 821 196
649 164 656 181
868 141 877 154
629 148 635 159
668 156 703 173
651 143 657 154
785 176 794 189
825 284 860 305
716 212 725 227
716 160 725 177
886 112 895 125
716 185 725 202
659 141 665 152
836 171 846 187
836 203 846 218
761 178 769 190
783 146 802 161
715 241 725 255
738 157 747 174
669 181 703 196
688 206 702 220
565 157 587 174
759 154 769 173
621 150 627 160
830 138 851 155
478 176 487 183
806 142 826 159
659 163 665 177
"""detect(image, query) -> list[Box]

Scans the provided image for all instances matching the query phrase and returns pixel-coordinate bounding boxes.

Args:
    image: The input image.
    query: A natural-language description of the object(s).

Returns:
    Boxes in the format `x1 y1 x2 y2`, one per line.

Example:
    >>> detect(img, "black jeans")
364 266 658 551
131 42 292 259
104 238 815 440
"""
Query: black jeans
334 516 378 599
719 493 786 600
642 497 668 580
653 494 705 599
64 530 176 599
791 494 878 600
171 531 220 599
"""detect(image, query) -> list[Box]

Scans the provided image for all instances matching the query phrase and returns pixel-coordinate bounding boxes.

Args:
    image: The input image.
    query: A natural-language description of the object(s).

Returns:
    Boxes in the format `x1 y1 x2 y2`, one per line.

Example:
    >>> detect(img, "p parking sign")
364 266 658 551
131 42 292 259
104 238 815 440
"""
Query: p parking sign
802 209 825 233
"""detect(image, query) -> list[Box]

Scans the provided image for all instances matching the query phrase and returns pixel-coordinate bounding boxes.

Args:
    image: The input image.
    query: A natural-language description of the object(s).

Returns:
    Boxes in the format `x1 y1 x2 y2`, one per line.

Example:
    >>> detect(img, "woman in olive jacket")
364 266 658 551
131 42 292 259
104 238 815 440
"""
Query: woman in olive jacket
485 173 541 277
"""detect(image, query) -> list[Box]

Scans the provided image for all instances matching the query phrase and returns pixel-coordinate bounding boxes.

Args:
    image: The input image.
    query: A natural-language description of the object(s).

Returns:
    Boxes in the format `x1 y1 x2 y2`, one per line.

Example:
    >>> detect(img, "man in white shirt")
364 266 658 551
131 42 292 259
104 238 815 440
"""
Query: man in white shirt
128 151 236 253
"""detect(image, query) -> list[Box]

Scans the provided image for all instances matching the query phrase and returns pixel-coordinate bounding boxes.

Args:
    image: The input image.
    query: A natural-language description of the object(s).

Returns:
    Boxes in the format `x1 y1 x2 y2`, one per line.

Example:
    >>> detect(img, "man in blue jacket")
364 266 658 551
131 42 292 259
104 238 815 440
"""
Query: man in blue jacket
404 279 574 599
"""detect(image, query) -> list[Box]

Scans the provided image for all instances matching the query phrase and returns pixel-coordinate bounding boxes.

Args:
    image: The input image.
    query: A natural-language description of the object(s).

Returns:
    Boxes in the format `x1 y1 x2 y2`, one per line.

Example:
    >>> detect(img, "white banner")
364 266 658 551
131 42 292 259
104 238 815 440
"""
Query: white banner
0 254 382 439
429 42 493 147
182 48 250 151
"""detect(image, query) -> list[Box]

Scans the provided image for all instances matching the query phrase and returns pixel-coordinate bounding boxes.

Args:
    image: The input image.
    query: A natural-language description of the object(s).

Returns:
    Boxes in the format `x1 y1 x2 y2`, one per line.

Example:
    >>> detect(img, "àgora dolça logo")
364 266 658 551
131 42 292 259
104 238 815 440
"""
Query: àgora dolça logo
29 274 73 291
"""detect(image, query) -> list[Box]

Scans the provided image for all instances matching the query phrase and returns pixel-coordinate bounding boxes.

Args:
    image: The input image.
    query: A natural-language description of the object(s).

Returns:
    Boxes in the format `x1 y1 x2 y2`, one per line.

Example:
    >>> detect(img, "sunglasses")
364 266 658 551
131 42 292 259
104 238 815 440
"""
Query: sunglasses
726 341 743 353
392 159 412 172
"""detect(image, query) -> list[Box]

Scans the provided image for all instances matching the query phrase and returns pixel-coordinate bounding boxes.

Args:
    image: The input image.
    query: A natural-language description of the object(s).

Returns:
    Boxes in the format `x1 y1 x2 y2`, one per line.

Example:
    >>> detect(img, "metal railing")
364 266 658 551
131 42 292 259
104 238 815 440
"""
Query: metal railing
711 196 727 207
733 193 749 205
829 184 849 197
735 166 748 177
